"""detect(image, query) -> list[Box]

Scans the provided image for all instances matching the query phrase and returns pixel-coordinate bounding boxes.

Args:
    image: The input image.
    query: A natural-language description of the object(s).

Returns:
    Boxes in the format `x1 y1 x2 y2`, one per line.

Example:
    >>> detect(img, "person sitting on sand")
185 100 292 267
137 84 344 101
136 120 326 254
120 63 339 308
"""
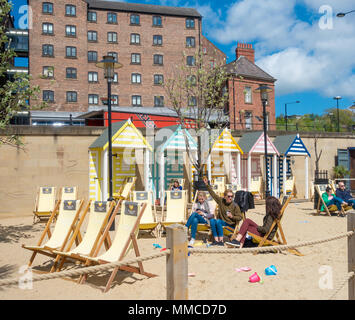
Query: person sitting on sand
225 196 281 248
203 176 243 246
185 191 214 247
336 181 355 209
171 180 182 191
321 186 346 215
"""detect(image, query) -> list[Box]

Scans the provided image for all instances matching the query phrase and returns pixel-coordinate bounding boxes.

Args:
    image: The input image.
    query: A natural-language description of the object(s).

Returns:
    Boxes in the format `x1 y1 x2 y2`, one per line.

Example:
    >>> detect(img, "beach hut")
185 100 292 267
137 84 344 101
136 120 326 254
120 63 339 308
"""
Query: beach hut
237 131 280 197
88 119 152 201
207 128 244 186
154 125 197 204
273 133 311 199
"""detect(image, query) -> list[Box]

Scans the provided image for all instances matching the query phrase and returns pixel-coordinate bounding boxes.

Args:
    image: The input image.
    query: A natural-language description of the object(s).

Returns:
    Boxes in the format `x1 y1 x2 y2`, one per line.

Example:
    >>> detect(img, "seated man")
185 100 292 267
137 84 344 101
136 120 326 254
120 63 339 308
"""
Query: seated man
322 186 346 214
336 181 355 209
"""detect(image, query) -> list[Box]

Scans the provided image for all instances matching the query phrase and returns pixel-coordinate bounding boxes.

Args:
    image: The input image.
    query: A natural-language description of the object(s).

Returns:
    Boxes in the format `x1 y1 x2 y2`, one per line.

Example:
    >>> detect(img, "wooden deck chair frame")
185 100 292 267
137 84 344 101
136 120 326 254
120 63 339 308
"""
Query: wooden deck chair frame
33 186 59 224
114 177 137 201
188 191 211 235
60 186 78 201
133 191 160 238
315 184 339 216
78 202 157 293
23 200 86 270
247 196 303 256
52 201 117 272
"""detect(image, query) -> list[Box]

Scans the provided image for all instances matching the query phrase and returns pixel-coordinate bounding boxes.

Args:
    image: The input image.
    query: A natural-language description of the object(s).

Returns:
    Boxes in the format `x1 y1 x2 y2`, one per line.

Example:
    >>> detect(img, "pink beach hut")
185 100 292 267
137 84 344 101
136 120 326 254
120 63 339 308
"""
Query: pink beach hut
237 131 280 198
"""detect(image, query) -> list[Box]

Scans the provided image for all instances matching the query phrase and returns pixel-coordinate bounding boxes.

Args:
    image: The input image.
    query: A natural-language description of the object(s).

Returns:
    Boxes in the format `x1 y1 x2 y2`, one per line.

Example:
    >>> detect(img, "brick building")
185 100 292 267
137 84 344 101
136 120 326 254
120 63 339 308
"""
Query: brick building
226 43 276 131
28 0 226 113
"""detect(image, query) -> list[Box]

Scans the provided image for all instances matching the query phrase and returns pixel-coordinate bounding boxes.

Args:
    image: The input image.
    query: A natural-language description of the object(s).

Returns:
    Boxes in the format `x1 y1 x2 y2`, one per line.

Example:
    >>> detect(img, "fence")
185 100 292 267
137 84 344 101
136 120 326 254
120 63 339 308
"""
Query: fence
0 216 354 300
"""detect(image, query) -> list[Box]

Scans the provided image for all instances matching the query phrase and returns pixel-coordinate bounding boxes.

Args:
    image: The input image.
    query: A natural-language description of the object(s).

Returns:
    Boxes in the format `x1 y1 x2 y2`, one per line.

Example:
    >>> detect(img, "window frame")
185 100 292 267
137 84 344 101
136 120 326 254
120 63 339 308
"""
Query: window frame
131 53 141 65
66 67 77 79
88 94 99 105
87 11 97 22
131 73 142 84
154 96 164 107
42 66 54 78
42 22 54 35
130 33 140 45
65 25 76 37
66 91 78 103
107 52 118 62
153 54 163 65
107 32 117 43
111 95 119 105
65 46 77 58
130 14 140 25
42 44 54 57
153 35 163 46
132 95 142 106
186 18 195 29
107 12 117 24
88 51 98 63
42 2 53 14
65 4 76 17
154 74 164 85
244 111 253 130
43 90 54 102
152 15 162 27
244 86 252 104
88 71 98 83
186 55 195 66
87 30 98 42
186 36 196 48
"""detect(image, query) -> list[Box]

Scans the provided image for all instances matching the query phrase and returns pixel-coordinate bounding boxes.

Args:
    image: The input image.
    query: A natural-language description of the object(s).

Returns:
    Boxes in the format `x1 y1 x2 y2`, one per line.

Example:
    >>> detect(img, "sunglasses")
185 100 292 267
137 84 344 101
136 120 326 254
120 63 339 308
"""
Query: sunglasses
226 195 234 198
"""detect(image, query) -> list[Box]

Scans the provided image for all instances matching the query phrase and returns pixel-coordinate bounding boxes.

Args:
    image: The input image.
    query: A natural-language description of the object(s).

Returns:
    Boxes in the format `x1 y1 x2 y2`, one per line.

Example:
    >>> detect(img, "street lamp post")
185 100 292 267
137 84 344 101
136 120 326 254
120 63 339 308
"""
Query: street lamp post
337 10 355 17
333 96 342 132
96 56 123 230
255 84 273 198
284 101 300 131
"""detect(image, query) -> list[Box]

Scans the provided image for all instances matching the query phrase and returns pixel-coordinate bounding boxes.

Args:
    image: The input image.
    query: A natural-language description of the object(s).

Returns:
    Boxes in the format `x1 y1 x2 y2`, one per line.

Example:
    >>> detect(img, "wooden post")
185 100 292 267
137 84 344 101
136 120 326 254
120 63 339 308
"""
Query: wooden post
166 224 188 300
348 212 355 300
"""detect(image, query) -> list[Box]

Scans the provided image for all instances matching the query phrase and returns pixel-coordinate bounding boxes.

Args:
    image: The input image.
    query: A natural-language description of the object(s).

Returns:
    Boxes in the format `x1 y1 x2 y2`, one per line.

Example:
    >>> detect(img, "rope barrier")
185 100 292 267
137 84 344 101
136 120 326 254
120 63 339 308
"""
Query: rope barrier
328 272 355 300
0 250 169 288
188 230 354 255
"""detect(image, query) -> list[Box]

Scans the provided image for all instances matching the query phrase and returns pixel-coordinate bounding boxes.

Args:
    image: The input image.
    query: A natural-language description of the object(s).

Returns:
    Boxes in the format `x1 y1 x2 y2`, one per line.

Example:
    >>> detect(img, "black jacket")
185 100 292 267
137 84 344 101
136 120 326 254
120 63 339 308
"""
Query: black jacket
234 191 255 213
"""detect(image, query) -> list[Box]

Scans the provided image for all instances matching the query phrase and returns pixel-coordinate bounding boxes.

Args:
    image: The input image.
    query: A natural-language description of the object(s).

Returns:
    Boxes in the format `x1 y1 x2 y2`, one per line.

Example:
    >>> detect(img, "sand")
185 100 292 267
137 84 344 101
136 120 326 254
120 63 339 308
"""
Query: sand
0 201 350 300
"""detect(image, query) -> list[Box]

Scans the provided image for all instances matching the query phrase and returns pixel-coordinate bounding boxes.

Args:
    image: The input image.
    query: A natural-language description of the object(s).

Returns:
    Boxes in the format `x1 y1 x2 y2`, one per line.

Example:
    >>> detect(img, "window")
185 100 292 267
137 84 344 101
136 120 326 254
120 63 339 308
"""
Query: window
188 96 197 106
186 56 195 66
107 32 117 43
88 51 97 62
245 111 252 130
132 95 142 106
244 86 252 103
131 73 141 84
186 37 195 48
111 95 119 105
107 52 118 62
66 46 76 58
88 11 97 22
153 54 163 65
107 12 117 24
186 18 195 29
130 33 140 44
66 67 77 79
187 75 197 86
42 2 53 14
113 73 118 83
131 53 141 64
42 66 54 78
65 5 76 16
43 90 54 102
154 96 164 107
42 44 54 57
153 35 162 46
42 23 53 35
88 72 98 83
87 31 97 42
65 25 76 37
153 16 162 26
88 94 99 105
154 74 164 85
66 91 77 102
130 14 140 25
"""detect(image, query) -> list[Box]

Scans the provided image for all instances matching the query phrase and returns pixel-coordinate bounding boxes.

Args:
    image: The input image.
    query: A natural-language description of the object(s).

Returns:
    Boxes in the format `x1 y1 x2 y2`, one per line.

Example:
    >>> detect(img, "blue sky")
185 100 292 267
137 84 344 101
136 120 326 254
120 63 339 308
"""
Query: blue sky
10 0 355 116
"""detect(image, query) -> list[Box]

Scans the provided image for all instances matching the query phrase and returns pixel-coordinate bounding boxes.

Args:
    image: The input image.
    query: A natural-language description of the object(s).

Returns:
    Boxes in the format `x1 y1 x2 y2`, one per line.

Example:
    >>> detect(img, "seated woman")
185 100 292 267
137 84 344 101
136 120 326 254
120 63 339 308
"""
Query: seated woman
171 180 183 191
185 191 213 247
225 196 281 248
322 186 346 214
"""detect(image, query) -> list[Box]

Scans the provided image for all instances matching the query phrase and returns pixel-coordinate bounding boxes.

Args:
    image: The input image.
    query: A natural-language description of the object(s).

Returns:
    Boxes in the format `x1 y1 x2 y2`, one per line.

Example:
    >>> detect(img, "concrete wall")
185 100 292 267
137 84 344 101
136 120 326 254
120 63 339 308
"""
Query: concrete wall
1 126 354 216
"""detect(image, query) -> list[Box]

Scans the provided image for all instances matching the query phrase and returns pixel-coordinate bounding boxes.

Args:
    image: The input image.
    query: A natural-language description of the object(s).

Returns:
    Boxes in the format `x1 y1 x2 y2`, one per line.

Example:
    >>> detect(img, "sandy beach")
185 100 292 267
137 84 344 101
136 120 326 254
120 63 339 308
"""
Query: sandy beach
0 201 350 300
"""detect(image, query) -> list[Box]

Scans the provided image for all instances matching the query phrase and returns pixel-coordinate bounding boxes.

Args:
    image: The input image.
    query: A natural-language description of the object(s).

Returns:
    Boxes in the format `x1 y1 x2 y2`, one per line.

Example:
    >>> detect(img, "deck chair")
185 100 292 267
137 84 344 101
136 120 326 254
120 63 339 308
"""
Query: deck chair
315 184 351 216
168 178 185 190
284 176 295 196
329 180 337 193
52 201 117 271
160 190 187 235
114 177 137 201
212 176 226 196
78 201 157 293
33 186 59 223
250 176 262 199
248 195 303 256
132 191 159 237
226 183 241 193
60 187 78 201
23 200 86 269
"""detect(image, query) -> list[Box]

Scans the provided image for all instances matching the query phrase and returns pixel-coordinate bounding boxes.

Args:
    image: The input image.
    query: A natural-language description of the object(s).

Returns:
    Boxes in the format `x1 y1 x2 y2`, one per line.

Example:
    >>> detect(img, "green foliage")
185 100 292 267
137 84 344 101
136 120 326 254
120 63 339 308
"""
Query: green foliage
0 0 45 148
332 165 351 179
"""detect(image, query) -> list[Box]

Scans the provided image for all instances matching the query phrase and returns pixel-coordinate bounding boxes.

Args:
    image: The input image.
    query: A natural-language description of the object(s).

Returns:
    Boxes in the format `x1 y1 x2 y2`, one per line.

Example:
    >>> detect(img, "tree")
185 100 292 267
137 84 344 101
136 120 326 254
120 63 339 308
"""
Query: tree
164 49 230 186
0 0 45 148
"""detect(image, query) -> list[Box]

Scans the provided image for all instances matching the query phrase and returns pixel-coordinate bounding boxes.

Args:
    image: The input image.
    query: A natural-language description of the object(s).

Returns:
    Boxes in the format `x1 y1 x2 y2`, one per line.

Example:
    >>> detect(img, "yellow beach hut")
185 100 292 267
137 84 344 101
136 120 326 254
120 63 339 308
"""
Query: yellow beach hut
88 119 152 201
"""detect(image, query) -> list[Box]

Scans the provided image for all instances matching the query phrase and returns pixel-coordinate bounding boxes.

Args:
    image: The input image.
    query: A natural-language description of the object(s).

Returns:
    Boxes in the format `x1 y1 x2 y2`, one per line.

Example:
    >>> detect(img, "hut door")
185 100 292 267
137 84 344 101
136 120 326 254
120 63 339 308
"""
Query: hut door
165 150 184 190
89 150 101 201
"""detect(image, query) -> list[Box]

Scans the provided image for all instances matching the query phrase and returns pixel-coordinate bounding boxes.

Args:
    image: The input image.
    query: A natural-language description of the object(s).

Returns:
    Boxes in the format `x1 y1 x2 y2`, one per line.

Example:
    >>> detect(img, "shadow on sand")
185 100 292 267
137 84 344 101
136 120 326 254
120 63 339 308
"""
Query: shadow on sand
0 224 42 243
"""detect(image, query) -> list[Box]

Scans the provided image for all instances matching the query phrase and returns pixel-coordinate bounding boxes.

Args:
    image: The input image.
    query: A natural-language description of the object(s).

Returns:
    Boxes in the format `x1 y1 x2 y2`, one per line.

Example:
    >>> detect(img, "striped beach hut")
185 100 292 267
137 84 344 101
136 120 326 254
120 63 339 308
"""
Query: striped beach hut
237 131 280 197
88 119 152 201
273 133 311 199
207 128 244 185
154 125 197 204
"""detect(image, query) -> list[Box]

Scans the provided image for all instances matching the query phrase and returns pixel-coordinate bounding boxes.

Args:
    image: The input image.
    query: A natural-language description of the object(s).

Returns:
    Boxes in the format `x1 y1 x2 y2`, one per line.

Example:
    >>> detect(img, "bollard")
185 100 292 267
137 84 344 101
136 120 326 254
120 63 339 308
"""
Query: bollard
348 212 355 300
166 224 188 300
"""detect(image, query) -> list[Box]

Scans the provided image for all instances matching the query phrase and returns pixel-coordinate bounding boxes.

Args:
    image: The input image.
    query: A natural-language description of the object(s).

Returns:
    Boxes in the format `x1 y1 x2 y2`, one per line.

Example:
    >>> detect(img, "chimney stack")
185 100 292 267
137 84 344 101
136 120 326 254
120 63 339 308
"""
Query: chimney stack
236 43 255 63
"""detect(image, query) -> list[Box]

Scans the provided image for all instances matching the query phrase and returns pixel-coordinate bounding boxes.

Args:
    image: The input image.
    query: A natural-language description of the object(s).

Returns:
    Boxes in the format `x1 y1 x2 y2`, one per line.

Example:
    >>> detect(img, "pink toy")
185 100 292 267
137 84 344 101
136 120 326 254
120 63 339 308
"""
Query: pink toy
235 267 252 272
249 272 261 283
